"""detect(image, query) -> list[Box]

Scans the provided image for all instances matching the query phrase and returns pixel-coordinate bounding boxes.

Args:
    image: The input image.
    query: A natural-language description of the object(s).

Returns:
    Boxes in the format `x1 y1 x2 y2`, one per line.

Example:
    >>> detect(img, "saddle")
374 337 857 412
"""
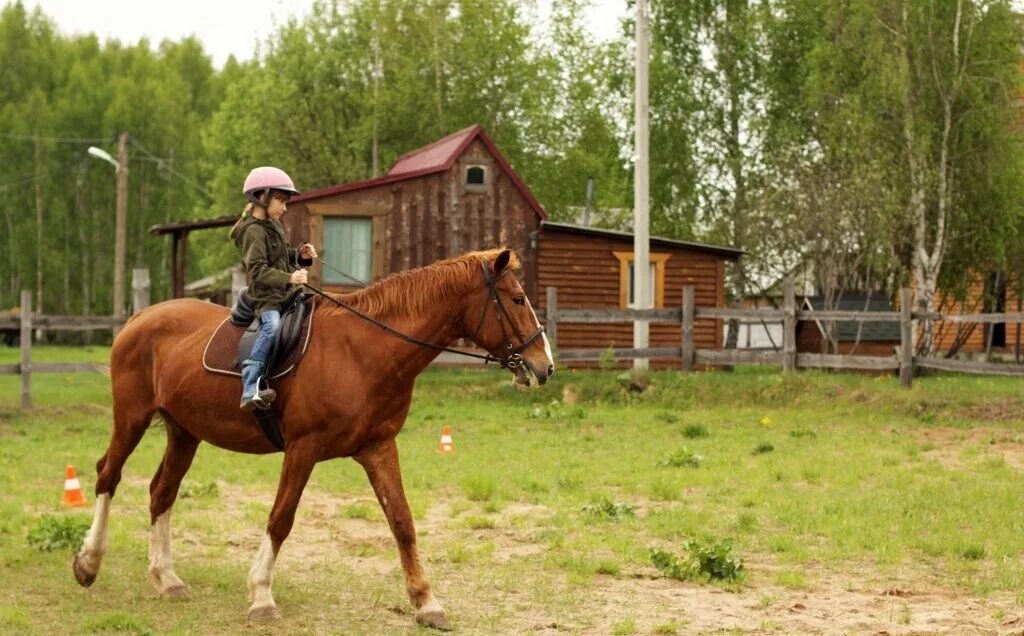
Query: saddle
202 291 316 453
203 290 315 380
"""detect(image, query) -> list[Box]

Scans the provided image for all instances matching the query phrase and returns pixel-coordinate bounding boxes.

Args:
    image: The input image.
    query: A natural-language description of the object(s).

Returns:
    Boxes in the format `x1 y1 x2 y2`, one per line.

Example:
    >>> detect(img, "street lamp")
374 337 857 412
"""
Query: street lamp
87 134 129 330
87 146 121 172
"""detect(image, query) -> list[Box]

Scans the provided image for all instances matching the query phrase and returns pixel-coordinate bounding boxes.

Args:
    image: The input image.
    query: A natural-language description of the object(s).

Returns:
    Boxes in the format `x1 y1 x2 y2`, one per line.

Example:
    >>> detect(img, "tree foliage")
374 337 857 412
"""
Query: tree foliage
2 0 1023 339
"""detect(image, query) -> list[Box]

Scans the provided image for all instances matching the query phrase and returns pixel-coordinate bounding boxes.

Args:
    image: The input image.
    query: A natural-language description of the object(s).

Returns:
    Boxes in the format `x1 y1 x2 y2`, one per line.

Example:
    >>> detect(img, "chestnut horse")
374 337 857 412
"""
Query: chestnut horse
72 249 553 629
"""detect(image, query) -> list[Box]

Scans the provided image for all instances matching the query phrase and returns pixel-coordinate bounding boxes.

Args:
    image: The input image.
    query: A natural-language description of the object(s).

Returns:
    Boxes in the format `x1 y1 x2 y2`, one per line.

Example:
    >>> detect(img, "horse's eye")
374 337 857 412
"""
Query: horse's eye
513 296 526 306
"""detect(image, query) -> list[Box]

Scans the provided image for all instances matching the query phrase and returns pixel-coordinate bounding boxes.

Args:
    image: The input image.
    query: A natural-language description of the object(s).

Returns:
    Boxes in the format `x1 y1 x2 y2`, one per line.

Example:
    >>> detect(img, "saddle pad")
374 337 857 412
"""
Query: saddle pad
203 304 315 379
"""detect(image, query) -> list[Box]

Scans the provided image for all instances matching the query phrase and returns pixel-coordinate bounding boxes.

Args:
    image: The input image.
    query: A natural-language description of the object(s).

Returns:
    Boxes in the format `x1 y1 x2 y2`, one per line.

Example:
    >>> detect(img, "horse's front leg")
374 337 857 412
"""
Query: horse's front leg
247 440 317 624
355 438 450 630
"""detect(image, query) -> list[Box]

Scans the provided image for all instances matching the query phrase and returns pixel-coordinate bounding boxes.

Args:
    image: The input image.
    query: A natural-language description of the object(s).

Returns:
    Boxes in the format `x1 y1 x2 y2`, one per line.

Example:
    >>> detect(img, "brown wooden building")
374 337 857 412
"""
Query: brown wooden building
536 222 740 364
287 125 547 302
152 125 742 363
797 294 900 357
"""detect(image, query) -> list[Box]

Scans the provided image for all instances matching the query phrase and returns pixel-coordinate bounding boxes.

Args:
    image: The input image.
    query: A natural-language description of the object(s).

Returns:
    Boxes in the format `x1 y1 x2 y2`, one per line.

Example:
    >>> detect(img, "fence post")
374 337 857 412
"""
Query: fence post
782 279 796 374
900 287 913 388
20 289 31 408
132 268 150 315
681 286 695 372
230 268 247 308
545 286 558 353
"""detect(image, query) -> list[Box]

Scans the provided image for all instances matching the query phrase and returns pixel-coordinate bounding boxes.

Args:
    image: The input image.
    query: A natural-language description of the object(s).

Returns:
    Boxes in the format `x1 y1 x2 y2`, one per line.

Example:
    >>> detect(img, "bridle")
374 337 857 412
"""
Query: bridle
303 258 545 369
468 260 546 369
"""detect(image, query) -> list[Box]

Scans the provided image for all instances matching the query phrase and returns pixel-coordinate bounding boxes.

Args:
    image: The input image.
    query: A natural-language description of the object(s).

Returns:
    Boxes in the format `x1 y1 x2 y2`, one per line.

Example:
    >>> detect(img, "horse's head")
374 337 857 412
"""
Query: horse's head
463 249 554 388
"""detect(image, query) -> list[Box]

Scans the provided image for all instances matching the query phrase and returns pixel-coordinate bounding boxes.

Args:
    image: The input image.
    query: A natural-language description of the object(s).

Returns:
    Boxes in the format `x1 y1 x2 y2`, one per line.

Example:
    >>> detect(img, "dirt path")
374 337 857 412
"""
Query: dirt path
160 481 1020 635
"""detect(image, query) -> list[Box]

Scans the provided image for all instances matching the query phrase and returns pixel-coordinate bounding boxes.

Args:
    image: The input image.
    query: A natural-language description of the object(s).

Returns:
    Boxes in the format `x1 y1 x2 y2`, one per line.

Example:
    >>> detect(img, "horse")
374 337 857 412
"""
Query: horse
72 248 554 629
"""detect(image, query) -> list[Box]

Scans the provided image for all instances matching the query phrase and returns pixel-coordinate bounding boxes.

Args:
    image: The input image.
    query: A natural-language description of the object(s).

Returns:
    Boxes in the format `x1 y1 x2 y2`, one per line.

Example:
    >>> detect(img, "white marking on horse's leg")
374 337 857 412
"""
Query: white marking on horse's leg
247 533 281 621
77 493 111 575
148 509 188 597
415 593 451 630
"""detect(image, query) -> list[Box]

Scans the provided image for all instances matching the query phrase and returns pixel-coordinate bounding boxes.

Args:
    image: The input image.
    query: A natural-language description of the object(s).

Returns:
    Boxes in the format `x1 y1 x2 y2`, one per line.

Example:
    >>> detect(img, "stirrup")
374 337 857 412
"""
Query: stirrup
240 388 276 412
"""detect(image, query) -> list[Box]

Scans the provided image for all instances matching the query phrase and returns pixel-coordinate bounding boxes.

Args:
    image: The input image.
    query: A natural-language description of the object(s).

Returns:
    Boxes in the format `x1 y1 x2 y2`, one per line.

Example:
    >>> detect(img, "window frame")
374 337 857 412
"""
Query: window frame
612 251 671 309
464 165 488 193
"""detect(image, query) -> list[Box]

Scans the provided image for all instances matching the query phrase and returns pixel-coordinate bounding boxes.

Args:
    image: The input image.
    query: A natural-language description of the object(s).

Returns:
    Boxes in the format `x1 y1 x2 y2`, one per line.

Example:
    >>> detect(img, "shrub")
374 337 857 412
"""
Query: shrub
27 515 88 552
682 424 708 438
656 411 680 424
659 446 703 468
179 480 218 499
649 536 744 582
752 441 775 455
582 498 635 520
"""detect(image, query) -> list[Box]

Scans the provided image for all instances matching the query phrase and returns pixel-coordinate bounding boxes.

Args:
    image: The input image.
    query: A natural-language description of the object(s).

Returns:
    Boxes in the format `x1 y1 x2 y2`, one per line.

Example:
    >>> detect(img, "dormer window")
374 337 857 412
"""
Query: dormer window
465 165 487 192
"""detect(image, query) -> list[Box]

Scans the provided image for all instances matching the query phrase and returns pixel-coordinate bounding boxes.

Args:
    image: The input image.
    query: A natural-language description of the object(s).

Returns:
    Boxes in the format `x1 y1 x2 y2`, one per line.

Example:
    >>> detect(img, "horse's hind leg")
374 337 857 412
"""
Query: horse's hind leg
73 397 153 587
148 417 200 599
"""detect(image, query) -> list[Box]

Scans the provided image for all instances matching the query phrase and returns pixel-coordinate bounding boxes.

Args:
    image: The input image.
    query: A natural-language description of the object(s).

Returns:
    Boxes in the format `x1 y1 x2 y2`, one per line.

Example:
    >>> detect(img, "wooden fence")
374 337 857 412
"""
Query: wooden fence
541 283 1024 386
8 275 1024 407
1 269 149 407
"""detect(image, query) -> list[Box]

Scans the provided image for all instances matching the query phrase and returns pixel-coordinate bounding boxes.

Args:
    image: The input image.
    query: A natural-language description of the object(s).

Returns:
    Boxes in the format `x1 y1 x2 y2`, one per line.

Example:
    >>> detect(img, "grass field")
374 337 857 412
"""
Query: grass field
3 347 1024 634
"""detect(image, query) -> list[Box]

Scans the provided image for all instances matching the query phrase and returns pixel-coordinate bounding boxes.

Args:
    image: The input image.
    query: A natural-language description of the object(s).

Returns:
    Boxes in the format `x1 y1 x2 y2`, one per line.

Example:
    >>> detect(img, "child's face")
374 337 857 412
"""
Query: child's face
267 193 289 220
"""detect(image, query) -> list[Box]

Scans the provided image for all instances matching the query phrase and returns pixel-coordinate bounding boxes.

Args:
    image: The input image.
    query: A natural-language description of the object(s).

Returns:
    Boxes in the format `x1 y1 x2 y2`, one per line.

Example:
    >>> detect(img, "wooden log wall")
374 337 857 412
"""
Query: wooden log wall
536 228 730 367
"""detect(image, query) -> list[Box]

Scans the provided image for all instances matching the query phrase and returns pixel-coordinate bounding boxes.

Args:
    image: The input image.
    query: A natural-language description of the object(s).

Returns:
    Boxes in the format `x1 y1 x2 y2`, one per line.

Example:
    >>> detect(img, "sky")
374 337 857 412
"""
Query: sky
25 0 631 68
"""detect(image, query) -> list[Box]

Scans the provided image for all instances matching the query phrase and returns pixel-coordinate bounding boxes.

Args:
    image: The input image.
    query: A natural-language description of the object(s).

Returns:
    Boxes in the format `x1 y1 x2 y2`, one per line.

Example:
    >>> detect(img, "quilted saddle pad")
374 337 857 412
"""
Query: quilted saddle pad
202 305 315 379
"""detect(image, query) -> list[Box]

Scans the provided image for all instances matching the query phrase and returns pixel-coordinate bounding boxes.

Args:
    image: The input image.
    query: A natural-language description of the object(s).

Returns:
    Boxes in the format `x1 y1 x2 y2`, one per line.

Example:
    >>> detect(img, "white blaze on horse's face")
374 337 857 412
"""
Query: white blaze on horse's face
512 294 554 389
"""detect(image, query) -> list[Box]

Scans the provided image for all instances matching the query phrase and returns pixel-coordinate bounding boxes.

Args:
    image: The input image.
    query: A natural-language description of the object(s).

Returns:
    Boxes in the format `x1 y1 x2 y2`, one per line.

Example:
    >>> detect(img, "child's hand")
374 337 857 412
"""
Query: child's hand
299 243 318 259
290 270 308 285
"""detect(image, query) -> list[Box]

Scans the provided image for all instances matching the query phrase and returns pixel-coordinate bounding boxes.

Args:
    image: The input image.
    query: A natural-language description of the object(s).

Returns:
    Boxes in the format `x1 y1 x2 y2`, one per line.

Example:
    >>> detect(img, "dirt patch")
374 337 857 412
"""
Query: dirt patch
956 402 1024 424
583 573 1018 635
119 476 1021 634
916 427 1024 472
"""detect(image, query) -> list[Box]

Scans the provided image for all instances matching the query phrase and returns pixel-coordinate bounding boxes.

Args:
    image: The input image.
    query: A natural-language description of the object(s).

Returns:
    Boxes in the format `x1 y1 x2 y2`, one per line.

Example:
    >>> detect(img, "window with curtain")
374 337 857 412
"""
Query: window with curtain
323 217 372 284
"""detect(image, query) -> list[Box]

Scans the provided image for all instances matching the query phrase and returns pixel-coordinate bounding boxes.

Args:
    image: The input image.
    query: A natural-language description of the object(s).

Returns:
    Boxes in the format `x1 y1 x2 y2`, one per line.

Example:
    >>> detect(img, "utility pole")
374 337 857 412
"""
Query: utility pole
34 137 44 317
372 20 382 177
633 0 651 370
583 176 594 227
113 132 129 327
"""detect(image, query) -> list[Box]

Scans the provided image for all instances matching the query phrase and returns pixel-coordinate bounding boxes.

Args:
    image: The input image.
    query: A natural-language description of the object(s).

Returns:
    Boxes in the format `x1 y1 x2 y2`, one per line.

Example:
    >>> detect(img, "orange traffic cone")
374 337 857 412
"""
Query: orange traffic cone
63 465 88 507
437 426 455 455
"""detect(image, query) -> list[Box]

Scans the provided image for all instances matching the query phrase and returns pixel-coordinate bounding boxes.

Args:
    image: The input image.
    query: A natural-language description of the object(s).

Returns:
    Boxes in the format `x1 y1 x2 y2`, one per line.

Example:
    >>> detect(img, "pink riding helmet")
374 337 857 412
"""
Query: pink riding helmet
242 166 300 207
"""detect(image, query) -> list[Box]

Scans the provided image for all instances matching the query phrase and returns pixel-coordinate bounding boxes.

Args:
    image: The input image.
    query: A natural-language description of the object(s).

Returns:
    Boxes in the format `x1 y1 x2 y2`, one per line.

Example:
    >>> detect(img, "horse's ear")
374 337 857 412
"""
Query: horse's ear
494 249 512 275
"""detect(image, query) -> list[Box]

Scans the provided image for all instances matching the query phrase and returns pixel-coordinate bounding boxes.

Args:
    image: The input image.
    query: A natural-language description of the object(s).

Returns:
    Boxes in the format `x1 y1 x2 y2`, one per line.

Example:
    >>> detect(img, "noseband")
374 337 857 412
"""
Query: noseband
470 260 546 369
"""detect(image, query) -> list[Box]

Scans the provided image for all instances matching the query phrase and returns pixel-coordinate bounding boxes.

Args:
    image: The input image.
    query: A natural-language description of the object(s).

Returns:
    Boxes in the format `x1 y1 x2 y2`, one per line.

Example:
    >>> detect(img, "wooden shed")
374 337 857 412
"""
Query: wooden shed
796 294 900 357
929 272 1023 356
288 125 546 302
535 222 741 366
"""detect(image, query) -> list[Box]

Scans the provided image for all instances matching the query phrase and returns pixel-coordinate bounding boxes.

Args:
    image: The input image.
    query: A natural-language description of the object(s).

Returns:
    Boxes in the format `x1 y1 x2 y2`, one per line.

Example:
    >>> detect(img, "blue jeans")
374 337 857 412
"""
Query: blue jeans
247 310 281 366
241 311 280 399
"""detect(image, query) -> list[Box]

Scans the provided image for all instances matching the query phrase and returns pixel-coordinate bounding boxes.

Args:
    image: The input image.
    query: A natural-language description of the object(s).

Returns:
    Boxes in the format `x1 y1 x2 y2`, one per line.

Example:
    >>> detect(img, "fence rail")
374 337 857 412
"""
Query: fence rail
4 269 147 407
542 284 1024 386
9 276 1024 408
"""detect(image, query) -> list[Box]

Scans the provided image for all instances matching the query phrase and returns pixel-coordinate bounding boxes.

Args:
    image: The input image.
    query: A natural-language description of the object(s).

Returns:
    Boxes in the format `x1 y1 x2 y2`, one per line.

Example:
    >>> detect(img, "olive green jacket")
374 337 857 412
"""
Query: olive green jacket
231 215 309 316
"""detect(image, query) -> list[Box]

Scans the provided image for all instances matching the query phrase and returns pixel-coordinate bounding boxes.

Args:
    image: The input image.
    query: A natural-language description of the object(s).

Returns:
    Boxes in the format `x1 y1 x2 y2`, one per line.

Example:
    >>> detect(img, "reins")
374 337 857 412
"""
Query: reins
302 282 504 364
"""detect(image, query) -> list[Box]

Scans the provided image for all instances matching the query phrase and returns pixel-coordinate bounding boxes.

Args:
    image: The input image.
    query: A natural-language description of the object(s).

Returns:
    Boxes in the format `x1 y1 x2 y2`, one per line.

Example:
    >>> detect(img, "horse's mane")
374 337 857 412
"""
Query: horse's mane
318 248 520 320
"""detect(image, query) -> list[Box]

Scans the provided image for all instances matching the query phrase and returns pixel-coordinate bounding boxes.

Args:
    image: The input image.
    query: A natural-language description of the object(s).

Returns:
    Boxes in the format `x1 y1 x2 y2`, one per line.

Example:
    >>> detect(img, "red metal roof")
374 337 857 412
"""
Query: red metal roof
292 125 547 220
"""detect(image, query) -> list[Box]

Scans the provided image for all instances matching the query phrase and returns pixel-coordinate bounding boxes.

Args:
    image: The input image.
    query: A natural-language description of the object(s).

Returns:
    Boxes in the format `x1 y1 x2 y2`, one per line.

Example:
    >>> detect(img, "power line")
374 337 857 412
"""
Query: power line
129 136 212 198
0 132 113 144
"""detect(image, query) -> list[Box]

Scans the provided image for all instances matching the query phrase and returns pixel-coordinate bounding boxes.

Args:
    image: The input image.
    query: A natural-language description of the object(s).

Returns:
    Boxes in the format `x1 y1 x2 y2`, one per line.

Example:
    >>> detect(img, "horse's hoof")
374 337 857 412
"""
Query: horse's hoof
160 584 191 599
72 554 96 587
415 609 451 631
247 604 283 624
